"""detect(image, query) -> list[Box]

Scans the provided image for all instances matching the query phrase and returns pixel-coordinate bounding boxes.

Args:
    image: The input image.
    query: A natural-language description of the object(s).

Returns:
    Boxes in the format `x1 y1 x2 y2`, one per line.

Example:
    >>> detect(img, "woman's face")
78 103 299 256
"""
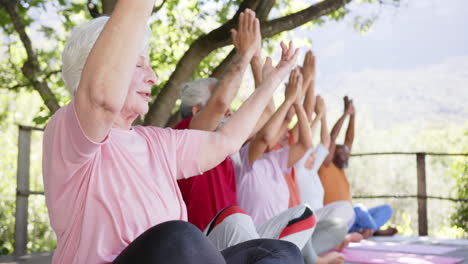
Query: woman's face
120 55 157 117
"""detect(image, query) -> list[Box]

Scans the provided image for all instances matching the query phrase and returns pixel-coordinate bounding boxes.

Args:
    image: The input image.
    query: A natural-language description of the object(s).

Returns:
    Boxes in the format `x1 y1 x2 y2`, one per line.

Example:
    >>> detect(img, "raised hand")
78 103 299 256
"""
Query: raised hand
285 68 303 103
315 95 326 118
344 96 352 115
348 101 356 115
231 9 261 59
301 50 316 87
261 41 299 82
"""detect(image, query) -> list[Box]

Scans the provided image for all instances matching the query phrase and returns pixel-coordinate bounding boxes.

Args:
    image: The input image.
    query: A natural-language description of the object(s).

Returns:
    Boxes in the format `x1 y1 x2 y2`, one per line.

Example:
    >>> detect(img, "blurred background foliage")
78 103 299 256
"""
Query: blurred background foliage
0 0 466 256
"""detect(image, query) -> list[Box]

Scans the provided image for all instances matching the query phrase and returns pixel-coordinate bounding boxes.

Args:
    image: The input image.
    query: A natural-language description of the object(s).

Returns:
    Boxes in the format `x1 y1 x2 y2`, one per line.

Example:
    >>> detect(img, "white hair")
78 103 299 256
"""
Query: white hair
62 16 152 96
179 78 218 119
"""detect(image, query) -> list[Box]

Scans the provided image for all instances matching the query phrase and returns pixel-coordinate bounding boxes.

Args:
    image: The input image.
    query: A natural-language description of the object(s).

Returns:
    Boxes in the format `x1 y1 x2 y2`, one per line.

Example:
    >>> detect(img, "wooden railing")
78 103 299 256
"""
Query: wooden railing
350 152 468 236
12 125 468 255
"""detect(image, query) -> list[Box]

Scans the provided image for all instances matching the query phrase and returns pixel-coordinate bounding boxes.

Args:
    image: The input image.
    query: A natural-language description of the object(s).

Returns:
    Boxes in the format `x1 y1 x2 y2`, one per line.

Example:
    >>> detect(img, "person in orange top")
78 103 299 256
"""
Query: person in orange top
319 97 397 238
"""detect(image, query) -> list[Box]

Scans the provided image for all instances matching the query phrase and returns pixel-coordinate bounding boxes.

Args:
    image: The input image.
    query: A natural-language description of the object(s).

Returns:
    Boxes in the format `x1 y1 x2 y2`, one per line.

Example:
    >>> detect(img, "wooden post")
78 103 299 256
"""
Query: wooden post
416 153 428 236
14 126 31 255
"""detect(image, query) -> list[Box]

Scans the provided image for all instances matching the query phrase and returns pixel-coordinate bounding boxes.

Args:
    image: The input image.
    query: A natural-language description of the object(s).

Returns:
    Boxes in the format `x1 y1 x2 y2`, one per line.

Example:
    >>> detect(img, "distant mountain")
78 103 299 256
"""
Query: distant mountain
316 56 468 128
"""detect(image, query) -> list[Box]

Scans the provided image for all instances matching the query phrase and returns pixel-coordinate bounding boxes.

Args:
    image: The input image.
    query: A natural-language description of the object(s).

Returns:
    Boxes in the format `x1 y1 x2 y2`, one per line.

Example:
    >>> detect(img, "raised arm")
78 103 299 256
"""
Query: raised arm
344 101 355 151
287 73 313 167
301 51 317 120
246 46 276 141
304 96 325 152
75 0 155 142
248 68 302 163
290 50 316 143
323 96 352 166
189 9 260 131
198 40 299 172
317 96 331 149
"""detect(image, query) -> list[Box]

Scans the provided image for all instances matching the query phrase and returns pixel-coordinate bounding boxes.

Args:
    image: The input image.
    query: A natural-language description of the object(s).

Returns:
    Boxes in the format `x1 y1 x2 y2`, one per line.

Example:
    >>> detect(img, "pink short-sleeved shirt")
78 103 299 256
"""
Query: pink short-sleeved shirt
42 100 206 264
235 143 291 225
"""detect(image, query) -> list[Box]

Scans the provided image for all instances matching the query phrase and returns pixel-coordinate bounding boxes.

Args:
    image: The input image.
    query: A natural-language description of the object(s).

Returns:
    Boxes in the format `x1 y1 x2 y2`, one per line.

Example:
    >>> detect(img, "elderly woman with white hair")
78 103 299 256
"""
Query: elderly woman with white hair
42 1 304 264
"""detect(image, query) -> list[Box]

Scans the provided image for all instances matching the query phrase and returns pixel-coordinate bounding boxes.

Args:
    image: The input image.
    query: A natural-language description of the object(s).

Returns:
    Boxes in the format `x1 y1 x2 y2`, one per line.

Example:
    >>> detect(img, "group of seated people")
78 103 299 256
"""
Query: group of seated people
42 1 396 263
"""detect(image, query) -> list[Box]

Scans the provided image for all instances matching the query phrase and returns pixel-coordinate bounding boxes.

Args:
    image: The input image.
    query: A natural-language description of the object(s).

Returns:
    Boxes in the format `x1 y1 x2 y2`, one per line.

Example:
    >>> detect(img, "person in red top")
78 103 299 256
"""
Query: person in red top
175 115 238 230
174 14 285 231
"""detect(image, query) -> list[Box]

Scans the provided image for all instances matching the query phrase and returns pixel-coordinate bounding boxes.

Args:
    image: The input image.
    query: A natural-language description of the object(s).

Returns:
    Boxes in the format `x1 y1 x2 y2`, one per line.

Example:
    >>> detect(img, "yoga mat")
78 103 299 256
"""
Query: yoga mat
349 240 458 255
342 249 464 264
369 236 468 247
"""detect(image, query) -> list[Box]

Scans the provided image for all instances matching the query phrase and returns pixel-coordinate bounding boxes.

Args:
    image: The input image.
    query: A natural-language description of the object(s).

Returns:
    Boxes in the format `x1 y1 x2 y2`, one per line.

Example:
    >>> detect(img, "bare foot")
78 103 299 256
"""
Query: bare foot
359 228 374 238
374 227 398 236
334 237 350 251
347 232 364 242
317 252 345 264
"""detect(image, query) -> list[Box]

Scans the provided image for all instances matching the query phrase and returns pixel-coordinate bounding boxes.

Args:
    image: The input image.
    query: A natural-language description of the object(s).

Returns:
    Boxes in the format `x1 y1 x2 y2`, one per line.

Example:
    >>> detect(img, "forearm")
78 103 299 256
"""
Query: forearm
251 55 263 88
212 53 251 109
217 76 282 154
320 114 331 148
258 98 294 146
190 53 251 131
294 103 313 149
303 81 315 121
80 0 154 111
247 101 275 141
330 113 348 143
345 113 355 149
309 115 320 141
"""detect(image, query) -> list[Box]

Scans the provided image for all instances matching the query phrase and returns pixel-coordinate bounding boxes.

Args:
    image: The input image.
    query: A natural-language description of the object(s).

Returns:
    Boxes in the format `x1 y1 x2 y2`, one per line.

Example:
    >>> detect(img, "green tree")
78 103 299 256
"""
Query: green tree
450 130 468 237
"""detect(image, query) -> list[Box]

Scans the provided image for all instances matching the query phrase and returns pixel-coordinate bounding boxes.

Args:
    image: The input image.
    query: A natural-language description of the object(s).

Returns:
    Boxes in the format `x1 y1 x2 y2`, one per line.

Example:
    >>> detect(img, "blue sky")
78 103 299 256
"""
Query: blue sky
307 0 468 72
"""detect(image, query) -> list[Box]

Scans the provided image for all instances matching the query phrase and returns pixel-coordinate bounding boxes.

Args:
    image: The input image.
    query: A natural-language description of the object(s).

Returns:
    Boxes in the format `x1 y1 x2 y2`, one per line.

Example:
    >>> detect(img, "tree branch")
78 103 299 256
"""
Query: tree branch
153 0 168 14
2 70 60 92
210 48 236 79
143 0 263 126
256 0 275 21
87 0 101 18
261 0 353 38
0 0 60 113
144 0 352 126
210 0 274 79
102 0 117 15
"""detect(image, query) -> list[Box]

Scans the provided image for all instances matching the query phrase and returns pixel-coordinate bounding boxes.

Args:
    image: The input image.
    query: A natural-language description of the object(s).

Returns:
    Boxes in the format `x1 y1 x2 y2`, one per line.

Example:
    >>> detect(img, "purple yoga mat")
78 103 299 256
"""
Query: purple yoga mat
349 241 458 255
341 249 464 264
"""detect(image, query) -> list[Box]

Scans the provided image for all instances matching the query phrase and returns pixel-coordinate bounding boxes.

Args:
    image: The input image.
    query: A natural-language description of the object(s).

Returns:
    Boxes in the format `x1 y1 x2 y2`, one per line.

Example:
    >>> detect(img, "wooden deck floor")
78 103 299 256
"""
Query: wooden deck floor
0 236 467 264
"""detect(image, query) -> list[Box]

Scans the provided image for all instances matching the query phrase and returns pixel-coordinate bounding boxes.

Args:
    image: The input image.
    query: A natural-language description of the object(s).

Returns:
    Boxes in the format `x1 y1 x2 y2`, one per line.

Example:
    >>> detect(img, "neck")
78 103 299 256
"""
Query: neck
113 112 138 130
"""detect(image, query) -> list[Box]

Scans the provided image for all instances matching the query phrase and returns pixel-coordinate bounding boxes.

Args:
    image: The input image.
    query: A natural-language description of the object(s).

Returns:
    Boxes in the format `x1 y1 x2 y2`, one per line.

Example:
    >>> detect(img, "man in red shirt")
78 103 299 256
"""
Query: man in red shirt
174 16 275 231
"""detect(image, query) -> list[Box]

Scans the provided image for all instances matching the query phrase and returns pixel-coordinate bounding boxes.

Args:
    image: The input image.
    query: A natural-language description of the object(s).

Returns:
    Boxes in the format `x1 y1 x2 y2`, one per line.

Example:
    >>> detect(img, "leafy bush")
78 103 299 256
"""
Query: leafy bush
450 156 468 237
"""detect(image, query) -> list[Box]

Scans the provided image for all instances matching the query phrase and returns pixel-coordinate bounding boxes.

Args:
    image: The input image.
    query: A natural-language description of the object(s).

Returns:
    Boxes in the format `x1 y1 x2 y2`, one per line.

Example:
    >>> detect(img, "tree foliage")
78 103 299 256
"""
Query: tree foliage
450 129 468 236
0 0 397 128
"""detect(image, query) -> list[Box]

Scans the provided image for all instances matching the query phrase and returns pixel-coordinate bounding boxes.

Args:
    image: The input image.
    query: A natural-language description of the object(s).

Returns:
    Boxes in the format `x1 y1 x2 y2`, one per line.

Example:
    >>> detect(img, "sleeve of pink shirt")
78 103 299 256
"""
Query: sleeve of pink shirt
266 146 291 174
45 100 107 170
147 127 207 180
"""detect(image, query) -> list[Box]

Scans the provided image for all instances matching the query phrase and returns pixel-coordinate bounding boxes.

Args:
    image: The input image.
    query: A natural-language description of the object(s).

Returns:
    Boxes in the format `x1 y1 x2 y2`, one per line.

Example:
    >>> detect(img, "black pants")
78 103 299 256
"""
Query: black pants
113 220 304 264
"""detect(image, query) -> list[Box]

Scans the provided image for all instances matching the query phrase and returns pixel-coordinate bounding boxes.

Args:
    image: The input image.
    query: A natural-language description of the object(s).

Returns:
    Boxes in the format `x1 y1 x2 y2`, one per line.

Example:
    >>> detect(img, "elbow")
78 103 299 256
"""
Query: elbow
261 131 276 148
224 137 242 157
85 81 122 114
212 96 230 115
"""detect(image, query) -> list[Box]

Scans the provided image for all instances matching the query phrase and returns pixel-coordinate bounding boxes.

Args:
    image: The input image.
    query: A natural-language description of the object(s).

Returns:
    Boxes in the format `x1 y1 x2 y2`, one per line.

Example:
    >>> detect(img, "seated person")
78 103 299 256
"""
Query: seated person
319 96 397 238
236 68 311 225
43 5 305 263
235 69 345 264
176 42 316 255
175 17 274 231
